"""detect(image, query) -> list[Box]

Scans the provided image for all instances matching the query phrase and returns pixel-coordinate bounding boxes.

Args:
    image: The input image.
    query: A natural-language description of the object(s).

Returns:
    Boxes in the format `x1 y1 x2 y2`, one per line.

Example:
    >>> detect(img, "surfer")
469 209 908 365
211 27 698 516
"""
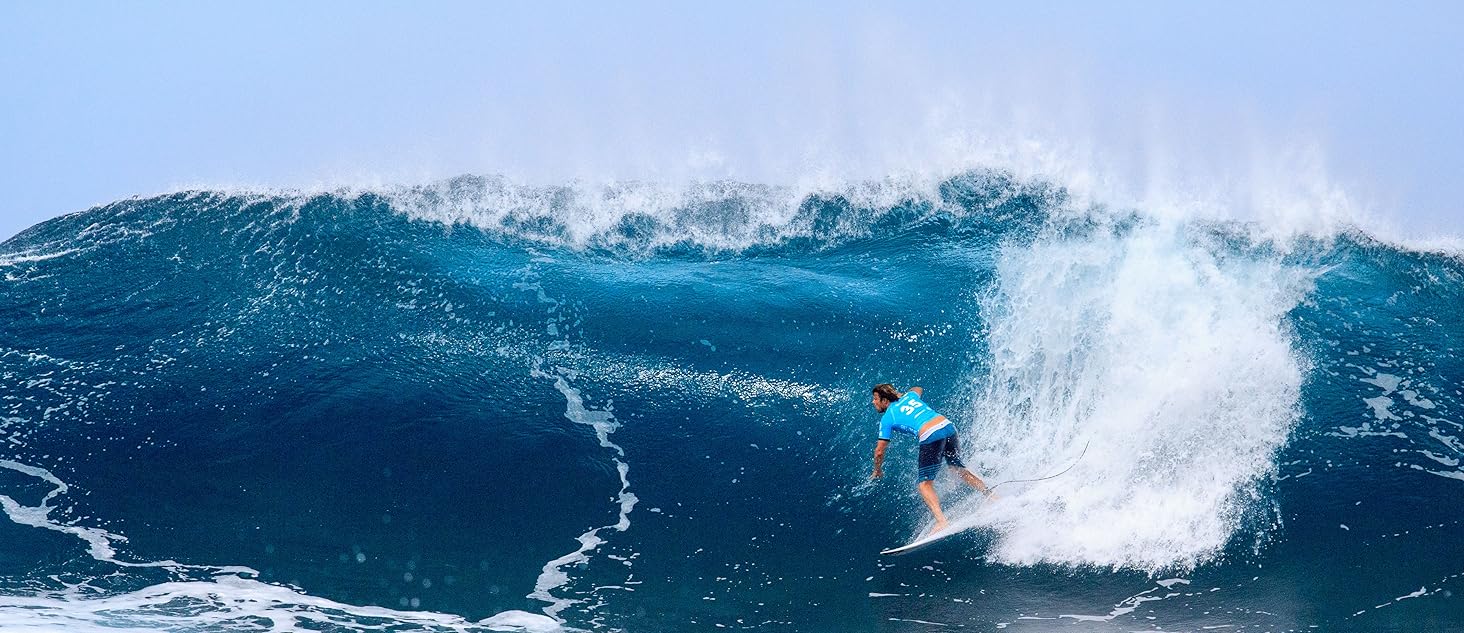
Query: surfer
869 384 993 534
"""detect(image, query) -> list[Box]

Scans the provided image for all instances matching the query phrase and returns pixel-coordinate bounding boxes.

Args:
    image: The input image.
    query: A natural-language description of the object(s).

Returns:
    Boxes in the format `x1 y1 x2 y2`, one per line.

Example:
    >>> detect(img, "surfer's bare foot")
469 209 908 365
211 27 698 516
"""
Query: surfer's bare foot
929 520 949 535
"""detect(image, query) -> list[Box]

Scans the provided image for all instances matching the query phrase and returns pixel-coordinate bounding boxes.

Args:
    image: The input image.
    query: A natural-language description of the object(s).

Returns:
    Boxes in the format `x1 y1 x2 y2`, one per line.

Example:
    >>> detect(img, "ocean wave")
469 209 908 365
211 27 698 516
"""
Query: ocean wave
2 169 1462 630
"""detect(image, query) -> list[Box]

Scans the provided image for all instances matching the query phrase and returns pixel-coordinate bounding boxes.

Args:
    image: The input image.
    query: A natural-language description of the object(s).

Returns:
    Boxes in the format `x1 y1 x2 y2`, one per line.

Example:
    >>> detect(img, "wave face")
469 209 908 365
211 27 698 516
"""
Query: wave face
2 171 1462 632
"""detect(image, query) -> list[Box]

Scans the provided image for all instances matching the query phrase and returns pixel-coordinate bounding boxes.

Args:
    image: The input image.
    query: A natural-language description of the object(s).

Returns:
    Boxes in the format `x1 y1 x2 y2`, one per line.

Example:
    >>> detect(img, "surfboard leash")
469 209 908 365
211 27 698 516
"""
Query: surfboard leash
986 439 1090 493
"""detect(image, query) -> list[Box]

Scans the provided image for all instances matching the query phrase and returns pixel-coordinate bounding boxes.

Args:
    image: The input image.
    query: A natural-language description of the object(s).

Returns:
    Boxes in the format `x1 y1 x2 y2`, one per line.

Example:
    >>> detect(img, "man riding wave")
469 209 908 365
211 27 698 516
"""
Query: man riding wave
869 383 994 534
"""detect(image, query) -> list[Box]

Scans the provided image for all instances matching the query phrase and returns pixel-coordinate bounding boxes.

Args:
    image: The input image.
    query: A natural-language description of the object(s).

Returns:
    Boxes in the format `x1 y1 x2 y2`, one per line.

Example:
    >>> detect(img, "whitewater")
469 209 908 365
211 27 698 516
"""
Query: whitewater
1 170 1461 631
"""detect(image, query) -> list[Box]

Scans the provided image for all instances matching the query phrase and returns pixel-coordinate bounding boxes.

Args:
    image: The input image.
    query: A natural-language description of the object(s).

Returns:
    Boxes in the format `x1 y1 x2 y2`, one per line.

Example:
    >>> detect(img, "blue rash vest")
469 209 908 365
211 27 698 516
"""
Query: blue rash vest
878 391 955 444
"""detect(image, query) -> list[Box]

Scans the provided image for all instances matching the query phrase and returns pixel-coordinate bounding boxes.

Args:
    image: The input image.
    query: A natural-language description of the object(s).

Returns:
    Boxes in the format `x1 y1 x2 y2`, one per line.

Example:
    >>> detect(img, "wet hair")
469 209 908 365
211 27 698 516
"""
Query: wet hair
872 383 902 403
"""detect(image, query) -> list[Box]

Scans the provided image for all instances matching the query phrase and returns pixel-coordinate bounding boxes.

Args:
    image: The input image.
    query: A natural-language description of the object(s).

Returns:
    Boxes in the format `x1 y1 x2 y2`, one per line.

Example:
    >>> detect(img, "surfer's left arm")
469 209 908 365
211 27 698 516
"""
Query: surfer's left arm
871 439 889 479
909 386 923 397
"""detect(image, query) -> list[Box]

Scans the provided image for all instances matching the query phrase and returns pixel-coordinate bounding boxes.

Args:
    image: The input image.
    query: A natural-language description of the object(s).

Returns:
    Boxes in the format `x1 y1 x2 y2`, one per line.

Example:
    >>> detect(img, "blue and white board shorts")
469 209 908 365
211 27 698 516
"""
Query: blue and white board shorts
916 435 964 482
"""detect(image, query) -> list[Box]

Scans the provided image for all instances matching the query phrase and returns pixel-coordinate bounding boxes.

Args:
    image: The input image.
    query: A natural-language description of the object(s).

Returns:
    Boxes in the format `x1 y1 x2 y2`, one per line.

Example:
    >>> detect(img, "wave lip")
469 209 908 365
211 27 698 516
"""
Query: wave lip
380 171 1066 253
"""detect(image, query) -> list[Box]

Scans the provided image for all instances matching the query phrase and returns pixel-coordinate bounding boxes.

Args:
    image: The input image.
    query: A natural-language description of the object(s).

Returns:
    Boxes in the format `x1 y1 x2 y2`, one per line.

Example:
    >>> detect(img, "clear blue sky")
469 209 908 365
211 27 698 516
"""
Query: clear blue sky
3 1 1461 241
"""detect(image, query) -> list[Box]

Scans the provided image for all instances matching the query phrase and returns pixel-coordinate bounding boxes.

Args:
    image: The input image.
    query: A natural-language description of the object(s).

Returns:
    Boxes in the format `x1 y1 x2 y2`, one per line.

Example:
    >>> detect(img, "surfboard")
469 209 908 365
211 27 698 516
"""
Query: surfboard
880 526 961 555
882 493 1002 555
880 501 996 556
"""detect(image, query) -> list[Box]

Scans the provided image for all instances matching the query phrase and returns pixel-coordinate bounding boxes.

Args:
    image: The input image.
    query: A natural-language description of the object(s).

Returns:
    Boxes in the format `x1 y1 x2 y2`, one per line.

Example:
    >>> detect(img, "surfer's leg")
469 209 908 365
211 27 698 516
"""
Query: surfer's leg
940 436 992 496
917 480 949 531
954 467 995 498
916 442 948 531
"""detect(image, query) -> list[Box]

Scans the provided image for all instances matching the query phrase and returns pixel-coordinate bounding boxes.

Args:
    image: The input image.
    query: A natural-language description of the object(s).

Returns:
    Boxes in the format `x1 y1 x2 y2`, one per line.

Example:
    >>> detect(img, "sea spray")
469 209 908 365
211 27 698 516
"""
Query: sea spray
961 220 1311 570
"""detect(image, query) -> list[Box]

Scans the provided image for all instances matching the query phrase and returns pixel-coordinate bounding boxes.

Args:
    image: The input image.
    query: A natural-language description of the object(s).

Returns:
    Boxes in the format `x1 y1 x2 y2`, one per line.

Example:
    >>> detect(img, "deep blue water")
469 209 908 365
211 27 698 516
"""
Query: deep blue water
1 172 1462 632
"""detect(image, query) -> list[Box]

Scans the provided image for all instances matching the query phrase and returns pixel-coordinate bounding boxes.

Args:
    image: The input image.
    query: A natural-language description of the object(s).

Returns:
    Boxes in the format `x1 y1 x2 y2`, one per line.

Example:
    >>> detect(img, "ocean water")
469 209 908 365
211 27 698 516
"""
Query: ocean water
1 171 1461 632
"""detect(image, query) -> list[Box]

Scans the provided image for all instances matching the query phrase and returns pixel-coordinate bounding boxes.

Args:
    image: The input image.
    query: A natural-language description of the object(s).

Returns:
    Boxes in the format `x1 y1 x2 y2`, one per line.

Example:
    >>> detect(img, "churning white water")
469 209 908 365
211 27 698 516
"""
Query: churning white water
958 221 1313 571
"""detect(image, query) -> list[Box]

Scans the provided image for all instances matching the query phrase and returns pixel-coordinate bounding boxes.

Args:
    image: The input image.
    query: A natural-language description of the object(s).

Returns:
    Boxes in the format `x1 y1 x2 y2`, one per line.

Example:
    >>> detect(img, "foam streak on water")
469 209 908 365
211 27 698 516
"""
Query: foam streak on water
526 366 638 621
513 258 638 623
0 578 561 633
0 462 560 632
0 460 239 572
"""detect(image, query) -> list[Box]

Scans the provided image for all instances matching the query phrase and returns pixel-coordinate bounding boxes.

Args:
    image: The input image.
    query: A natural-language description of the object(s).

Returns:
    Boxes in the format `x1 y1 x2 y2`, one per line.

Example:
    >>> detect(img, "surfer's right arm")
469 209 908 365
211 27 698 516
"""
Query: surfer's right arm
909 386 923 397
871 438 889 479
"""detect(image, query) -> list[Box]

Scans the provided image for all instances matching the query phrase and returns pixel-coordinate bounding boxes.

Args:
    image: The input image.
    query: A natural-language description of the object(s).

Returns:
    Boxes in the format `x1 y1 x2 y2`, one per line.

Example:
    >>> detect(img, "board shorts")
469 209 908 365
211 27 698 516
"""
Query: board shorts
917 435 964 482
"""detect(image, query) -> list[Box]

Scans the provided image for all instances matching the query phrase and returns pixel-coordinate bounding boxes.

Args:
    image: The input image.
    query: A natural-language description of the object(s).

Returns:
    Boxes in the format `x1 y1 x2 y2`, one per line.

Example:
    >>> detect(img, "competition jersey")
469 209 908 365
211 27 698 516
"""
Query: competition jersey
878 391 955 444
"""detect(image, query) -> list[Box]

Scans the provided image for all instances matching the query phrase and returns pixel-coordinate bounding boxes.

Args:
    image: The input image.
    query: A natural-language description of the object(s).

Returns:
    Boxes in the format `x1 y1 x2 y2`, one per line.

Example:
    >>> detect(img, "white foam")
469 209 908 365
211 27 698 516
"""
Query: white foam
0 247 83 267
1361 373 1402 393
954 220 1311 571
1363 396 1402 421
0 576 561 633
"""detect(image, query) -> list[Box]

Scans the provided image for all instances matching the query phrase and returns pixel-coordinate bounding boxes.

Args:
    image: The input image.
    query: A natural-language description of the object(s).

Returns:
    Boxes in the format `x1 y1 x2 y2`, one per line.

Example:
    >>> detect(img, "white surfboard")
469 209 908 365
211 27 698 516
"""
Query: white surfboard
880 499 996 556
880 526 963 555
